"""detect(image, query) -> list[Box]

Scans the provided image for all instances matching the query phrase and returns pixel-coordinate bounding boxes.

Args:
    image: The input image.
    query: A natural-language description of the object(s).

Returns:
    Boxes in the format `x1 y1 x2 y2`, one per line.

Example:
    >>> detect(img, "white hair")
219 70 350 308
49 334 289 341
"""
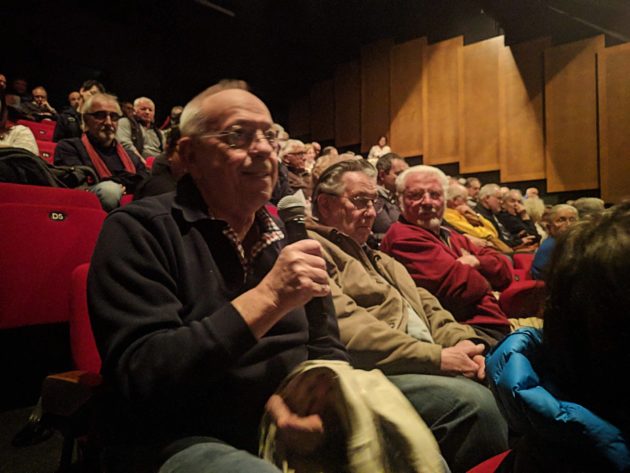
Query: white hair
133 97 155 108
395 165 449 195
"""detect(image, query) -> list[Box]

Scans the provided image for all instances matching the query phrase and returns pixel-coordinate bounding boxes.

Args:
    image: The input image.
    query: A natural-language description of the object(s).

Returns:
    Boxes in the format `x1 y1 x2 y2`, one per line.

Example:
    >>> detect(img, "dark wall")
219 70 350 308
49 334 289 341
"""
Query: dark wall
2 0 626 123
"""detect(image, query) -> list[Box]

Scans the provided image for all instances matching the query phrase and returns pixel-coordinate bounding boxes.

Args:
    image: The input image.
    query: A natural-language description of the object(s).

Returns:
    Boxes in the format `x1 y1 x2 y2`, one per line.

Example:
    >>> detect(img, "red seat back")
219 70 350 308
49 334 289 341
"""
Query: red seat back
17 119 55 142
499 280 546 318
69 264 101 372
0 203 106 329
0 182 102 210
36 140 57 164
467 450 511 472
512 252 535 276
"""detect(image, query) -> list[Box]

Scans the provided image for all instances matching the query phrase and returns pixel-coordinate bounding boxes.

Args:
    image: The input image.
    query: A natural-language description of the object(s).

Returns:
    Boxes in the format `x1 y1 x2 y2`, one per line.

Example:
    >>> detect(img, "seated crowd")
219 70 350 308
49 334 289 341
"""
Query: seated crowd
2 73 627 473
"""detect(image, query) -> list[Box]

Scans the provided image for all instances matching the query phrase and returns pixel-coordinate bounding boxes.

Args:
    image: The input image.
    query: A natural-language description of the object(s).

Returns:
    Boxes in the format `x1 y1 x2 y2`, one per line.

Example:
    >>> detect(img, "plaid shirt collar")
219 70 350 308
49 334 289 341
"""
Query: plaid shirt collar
173 175 285 279
219 208 284 279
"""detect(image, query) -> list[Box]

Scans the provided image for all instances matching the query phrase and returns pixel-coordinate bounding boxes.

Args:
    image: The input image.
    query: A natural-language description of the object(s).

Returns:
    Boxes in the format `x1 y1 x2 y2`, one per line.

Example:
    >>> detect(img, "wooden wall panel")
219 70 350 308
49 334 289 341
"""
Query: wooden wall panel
288 95 310 139
544 35 604 192
461 36 504 173
598 42 630 203
310 80 334 142
361 39 393 153
389 37 426 158
500 37 550 182
335 61 361 147
423 36 464 165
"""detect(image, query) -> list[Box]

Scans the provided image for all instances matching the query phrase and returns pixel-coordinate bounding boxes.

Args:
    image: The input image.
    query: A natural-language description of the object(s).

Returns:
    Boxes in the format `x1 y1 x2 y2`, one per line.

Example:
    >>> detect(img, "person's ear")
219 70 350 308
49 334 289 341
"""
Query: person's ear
177 137 194 175
317 193 335 221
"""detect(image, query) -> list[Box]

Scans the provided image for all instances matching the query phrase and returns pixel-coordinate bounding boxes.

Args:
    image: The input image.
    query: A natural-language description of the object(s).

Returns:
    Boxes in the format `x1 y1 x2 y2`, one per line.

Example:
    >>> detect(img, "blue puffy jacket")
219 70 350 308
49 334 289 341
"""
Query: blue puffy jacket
486 328 630 472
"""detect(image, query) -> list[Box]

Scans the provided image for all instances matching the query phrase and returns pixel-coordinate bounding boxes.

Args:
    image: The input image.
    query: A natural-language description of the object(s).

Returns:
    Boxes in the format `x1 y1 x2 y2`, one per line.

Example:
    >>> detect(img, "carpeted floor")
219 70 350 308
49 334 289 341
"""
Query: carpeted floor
0 406 64 473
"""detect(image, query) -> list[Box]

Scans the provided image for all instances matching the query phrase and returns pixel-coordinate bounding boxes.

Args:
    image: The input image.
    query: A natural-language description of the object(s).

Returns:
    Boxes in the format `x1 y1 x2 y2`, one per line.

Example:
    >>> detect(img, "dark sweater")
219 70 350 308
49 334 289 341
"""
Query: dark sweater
88 175 348 459
54 134 147 192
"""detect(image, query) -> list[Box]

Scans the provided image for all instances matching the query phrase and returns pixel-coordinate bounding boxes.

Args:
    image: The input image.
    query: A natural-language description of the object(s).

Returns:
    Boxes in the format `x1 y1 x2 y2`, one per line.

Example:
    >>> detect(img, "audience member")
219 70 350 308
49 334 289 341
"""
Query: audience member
54 79 106 141
0 92 39 155
486 202 630 472
523 195 547 240
496 189 540 248
465 177 481 208
78 79 106 112
573 196 605 220
20 86 57 121
308 159 508 472
381 165 512 346
116 96 165 161
444 182 512 253
367 134 391 166
269 123 292 205
0 73 6 92
5 77 30 111
88 80 348 472
311 141 321 158
321 145 338 157
303 142 316 173
477 183 528 249
133 127 185 200
372 152 408 246
54 93 147 211
280 139 312 198
531 204 577 280
120 101 135 120
524 186 540 199
53 91 83 141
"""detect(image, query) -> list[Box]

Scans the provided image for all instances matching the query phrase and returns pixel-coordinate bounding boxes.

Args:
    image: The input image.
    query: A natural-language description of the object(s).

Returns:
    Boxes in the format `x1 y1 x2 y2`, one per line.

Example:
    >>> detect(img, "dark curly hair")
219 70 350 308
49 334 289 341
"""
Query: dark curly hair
542 201 630 432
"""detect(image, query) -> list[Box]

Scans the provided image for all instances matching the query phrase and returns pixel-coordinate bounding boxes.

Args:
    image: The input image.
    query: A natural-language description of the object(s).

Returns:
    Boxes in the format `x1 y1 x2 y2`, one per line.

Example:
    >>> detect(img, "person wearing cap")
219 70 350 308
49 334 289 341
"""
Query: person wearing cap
306 158 508 473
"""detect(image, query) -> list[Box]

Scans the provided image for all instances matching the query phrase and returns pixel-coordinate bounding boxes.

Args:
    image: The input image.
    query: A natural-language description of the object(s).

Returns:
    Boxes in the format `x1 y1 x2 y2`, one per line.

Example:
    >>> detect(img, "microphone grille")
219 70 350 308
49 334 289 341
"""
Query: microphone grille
277 194 306 223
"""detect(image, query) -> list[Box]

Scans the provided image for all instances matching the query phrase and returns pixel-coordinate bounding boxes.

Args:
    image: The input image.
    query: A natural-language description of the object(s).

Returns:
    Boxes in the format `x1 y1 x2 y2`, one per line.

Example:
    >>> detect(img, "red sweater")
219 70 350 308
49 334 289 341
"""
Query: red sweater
381 220 511 328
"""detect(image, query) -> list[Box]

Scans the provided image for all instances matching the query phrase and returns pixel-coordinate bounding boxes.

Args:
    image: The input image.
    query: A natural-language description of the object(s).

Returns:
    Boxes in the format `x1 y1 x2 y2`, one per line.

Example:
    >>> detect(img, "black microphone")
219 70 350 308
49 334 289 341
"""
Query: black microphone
277 194 309 243
277 195 331 352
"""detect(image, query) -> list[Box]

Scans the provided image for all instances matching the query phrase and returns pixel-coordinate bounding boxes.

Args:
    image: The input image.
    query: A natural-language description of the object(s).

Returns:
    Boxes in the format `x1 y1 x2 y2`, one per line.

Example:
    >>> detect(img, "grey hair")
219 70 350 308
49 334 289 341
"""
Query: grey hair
81 93 121 128
524 197 546 223
572 197 605 219
375 152 403 174
549 204 578 220
179 79 250 137
446 183 469 202
279 139 305 160
465 177 481 188
478 183 501 201
133 97 155 108
312 159 377 218
395 165 448 195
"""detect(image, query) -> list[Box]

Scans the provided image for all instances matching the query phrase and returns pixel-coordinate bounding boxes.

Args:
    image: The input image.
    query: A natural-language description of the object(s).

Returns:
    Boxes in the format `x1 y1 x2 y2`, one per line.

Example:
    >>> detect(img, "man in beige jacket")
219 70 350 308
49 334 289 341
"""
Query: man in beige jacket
307 159 508 473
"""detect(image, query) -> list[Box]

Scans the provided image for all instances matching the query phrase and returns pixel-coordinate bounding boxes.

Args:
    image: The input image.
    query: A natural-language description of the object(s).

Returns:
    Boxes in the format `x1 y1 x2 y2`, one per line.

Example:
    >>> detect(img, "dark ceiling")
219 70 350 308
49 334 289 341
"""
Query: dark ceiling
3 0 629 122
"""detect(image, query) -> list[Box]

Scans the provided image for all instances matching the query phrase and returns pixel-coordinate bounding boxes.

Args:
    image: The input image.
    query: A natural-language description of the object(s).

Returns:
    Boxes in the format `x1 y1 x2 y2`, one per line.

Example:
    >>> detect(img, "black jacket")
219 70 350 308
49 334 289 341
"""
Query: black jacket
88 175 348 460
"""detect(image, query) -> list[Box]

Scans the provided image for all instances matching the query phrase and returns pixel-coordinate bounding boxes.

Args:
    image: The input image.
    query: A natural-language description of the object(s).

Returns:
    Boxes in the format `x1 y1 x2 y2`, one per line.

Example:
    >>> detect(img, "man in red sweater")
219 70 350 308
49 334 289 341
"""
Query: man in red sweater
381 165 512 346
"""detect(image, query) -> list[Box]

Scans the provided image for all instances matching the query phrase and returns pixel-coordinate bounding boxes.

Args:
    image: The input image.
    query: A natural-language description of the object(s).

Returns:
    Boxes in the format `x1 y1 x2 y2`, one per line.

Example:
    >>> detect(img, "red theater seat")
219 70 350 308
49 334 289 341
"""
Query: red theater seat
36 140 57 164
0 182 102 210
499 280 546 318
467 450 511 472
18 119 56 142
0 203 106 329
69 264 101 373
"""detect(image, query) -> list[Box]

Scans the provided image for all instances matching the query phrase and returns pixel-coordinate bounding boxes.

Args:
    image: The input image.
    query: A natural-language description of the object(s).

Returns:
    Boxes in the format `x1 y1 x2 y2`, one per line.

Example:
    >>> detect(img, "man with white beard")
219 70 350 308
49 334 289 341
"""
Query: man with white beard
381 165 512 346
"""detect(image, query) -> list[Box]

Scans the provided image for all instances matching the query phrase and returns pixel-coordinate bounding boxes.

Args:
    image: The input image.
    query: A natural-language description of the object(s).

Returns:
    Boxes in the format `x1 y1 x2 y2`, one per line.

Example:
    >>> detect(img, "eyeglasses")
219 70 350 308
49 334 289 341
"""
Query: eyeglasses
287 151 306 157
84 111 122 122
327 193 384 213
403 190 443 202
200 126 278 149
